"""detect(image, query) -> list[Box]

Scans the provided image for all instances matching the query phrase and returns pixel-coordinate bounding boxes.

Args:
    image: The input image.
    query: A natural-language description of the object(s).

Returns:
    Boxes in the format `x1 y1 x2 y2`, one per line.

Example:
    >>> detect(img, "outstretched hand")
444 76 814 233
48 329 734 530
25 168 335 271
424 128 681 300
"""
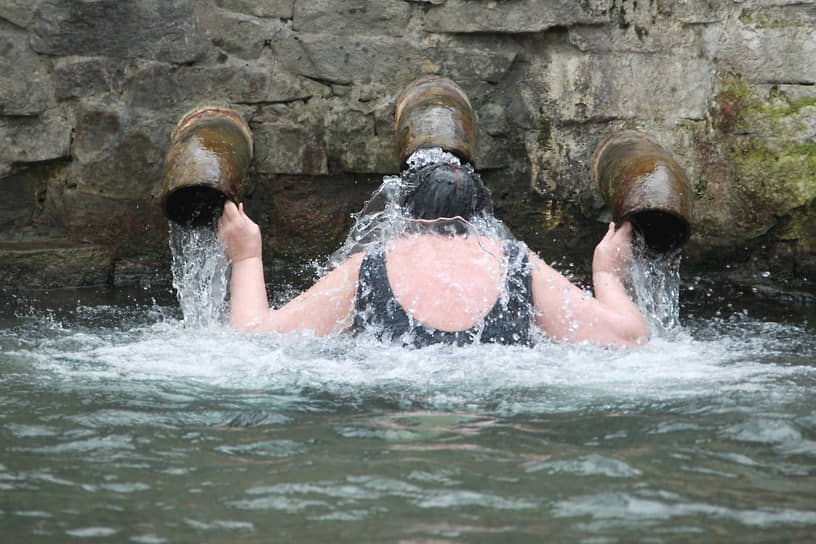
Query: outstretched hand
217 201 262 263
593 221 634 278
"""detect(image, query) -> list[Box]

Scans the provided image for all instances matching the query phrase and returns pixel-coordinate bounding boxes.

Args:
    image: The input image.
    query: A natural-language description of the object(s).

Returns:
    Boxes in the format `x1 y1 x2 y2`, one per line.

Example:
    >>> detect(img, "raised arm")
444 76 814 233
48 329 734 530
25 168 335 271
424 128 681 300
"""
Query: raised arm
217 201 361 335
530 222 648 348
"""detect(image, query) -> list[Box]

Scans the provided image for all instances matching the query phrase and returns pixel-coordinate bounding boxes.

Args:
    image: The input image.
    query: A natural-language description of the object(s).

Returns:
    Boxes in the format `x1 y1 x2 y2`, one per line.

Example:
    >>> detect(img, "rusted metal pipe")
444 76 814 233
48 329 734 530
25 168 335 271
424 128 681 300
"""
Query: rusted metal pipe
592 131 692 252
394 76 477 167
160 107 253 226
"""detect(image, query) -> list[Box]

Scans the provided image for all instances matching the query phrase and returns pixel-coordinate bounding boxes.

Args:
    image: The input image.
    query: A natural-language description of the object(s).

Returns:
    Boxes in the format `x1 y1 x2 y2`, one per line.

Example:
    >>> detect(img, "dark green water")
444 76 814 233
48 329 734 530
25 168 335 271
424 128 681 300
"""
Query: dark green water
1 285 815 543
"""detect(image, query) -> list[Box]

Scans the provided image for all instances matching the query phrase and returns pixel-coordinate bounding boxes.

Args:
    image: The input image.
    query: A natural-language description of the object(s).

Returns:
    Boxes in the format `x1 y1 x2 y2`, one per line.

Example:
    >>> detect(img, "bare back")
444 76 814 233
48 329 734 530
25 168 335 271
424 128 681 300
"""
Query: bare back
383 235 508 332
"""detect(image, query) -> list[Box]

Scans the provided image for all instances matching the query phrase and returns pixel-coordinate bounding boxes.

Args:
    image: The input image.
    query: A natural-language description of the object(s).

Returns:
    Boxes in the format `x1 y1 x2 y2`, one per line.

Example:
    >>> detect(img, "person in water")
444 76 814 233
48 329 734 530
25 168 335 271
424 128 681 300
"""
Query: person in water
217 155 648 348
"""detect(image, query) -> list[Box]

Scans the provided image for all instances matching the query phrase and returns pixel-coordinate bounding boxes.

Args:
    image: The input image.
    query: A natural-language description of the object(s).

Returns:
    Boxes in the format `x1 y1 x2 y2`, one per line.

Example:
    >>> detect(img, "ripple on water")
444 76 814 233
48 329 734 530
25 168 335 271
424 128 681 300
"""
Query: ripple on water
525 454 643 478
553 491 816 529
65 526 118 538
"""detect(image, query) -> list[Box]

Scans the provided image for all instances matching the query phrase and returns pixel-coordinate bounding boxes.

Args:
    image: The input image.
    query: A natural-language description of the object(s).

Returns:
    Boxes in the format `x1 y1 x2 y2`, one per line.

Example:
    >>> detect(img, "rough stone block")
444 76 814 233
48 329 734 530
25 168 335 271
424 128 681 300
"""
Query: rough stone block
30 0 208 63
0 107 72 164
0 171 36 229
0 23 53 115
323 104 399 174
568 22 705 54
251 173 380 270
429 36 519 86
0 241 112 289
718 5 816 83
49 187 168 259
666 0 727 24
0 0 43 29
275 32 516 88
690 75 816 246
126 60 327 109
69 102 165 198
273 33 409 85
422 0 608 33
71 100 126 164
54 57 123 100
215 0 294 19
196 5 287 60
293 0 412 36
547 50 713 122
252 103 329 175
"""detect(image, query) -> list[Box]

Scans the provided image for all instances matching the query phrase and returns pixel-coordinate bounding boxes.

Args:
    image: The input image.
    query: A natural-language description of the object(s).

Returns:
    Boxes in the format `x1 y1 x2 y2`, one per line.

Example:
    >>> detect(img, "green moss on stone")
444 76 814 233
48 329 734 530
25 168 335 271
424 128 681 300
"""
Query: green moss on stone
731 132 816 208
713 74 816 208
537 117 552 150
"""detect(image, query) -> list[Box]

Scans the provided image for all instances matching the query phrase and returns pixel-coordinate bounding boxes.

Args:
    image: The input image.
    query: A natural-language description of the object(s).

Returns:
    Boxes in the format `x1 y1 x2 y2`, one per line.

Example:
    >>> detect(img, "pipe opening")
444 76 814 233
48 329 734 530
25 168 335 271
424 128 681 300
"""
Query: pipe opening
628 210 690 253
163 186 227 227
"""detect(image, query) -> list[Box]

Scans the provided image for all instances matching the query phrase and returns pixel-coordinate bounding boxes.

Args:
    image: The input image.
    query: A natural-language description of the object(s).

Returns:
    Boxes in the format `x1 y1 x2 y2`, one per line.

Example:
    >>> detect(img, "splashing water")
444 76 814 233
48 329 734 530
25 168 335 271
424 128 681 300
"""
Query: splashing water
628 234 683 336
327 147 513 270
169 222 229 327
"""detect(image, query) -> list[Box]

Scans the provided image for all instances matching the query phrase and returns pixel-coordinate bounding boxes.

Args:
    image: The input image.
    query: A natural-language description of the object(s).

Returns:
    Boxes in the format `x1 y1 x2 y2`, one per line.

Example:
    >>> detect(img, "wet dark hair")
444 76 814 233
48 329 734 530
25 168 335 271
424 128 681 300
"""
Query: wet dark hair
399 162 493 221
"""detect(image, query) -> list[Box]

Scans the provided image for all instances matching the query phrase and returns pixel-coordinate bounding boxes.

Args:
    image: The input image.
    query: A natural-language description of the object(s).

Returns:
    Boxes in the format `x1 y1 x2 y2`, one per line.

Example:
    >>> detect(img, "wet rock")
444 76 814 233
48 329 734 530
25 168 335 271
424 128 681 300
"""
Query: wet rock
0 240 112 289
0 168 38 229
30 0 209 63
251 173 381 282
112 258 171 288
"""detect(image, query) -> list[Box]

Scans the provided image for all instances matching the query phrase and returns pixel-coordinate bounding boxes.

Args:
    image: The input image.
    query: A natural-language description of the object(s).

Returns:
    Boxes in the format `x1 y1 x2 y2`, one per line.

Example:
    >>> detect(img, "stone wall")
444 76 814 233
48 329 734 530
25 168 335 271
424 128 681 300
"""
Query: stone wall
1 0 815 293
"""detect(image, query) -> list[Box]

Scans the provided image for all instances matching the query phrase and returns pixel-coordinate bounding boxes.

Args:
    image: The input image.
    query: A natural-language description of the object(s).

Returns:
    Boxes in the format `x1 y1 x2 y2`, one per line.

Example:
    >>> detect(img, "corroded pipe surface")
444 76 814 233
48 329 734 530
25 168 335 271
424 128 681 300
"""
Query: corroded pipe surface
160 107 253 226
395 77 477 167
592 131 692 252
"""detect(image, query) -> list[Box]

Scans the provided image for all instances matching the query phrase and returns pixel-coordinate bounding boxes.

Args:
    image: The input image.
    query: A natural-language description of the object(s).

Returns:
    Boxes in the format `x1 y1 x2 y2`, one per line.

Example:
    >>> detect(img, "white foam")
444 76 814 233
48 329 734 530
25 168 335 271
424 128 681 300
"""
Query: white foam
12 309 815 416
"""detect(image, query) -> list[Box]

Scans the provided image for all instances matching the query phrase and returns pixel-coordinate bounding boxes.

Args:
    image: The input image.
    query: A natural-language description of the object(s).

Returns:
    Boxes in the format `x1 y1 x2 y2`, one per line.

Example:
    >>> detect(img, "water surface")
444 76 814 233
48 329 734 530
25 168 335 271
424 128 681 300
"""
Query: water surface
1 282 815 542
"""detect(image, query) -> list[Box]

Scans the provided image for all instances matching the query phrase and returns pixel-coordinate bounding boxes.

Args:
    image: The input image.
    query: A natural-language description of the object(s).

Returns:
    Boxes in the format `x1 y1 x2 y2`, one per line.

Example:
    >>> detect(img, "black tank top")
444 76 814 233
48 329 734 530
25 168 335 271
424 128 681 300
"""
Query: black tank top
353 241 534 347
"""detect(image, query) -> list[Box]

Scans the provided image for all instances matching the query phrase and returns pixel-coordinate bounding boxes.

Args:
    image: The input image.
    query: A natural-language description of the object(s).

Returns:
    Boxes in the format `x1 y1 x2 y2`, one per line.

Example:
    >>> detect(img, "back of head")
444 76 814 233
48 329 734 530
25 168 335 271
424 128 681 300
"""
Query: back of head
399 161 493 221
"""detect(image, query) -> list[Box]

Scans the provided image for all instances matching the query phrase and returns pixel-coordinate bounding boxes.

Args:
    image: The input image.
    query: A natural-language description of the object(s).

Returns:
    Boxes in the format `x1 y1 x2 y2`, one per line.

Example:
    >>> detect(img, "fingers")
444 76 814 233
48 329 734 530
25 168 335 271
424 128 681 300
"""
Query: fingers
222 200 239 220
613 221 633 244
616 221 632 236
218 200 241 242
601 222 615 243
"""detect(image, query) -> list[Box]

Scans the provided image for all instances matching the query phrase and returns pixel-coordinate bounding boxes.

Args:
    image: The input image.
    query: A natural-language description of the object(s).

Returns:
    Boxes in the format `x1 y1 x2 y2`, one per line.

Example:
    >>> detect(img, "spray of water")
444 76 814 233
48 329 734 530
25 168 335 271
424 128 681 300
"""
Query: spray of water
627 234 683 337
169 222 229 327
327 148 514 268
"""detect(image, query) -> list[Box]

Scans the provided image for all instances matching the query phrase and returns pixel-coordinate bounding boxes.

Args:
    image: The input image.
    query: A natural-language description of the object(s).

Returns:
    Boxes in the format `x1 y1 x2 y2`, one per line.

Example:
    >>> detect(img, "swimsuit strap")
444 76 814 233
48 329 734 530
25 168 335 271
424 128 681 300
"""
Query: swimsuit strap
353 246 414 342
354 241 534 347
478 242 534 345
